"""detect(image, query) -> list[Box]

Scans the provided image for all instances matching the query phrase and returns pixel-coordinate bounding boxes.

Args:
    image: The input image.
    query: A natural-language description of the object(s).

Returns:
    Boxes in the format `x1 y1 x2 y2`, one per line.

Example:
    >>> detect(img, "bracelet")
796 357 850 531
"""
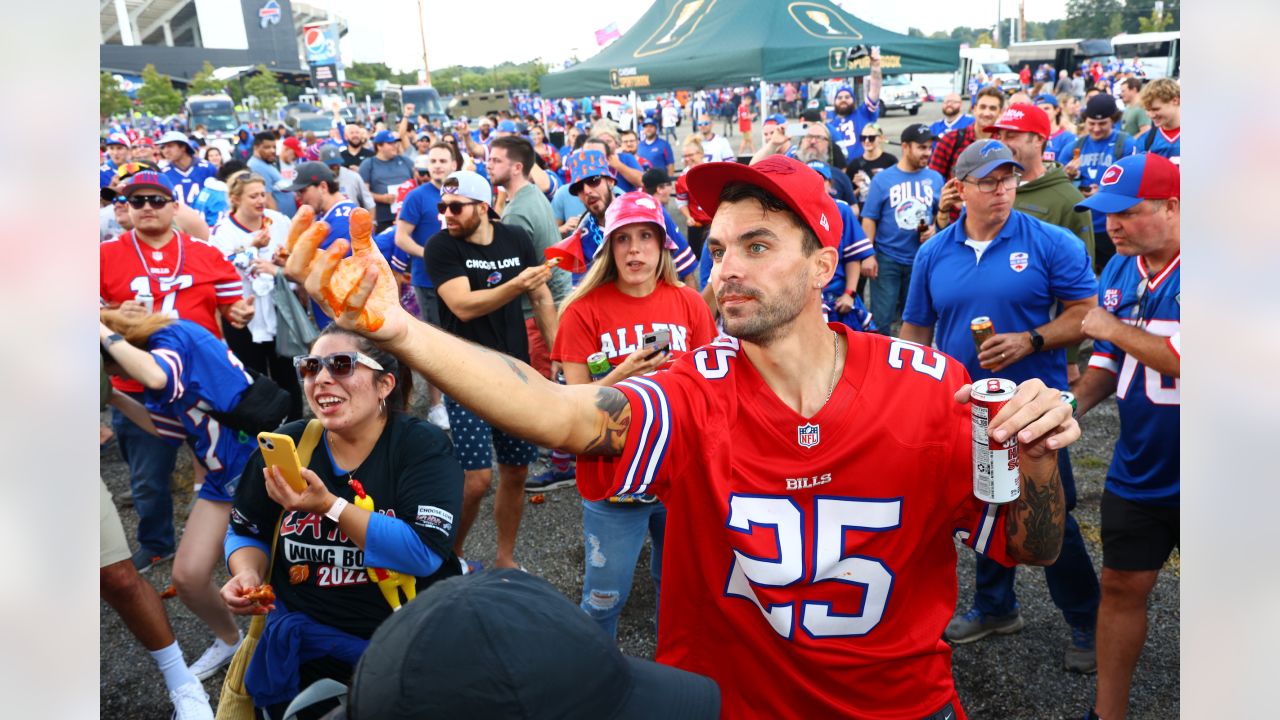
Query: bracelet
325 497 349 523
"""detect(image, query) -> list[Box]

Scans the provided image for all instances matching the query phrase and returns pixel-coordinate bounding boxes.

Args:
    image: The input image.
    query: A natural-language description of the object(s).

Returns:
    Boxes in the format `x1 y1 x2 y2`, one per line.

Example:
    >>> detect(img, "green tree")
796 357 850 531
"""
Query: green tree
1123 0 1179 33
907 27 925 38
1064 0 1123 38
244 64 285 117
100 71 131 120
975 31 995 47
1137 8 1175 32
187 61 225 95
136 64 183 116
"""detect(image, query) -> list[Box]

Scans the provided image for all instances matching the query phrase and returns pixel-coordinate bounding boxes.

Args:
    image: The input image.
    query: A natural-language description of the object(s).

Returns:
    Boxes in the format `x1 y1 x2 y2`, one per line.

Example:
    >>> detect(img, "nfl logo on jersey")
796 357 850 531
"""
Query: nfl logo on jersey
797 423 820 448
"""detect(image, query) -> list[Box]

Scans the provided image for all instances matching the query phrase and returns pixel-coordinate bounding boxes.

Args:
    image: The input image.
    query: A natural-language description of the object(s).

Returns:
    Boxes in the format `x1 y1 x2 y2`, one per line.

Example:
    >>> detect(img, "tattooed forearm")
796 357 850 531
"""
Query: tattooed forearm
1005 460 1065 565
478 347 529 384
580 388 631 457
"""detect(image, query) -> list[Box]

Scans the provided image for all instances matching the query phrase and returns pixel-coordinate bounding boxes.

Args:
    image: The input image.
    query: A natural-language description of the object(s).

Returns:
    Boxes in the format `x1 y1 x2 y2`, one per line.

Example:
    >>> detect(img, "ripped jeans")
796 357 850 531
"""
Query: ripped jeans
580 498 667 640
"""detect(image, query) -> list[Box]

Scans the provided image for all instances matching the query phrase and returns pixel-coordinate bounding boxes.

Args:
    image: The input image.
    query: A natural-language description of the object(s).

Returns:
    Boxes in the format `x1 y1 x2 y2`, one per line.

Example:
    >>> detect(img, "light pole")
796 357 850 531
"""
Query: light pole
416 0 432 86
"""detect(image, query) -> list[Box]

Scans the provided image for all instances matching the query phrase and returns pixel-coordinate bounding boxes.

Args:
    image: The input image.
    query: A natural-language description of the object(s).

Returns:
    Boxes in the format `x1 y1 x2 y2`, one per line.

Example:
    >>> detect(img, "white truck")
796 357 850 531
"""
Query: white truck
955 45 1021 97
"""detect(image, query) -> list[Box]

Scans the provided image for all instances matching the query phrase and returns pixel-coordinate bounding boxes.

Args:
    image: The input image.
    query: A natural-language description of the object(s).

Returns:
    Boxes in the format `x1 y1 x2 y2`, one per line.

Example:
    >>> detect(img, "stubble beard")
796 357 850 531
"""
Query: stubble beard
719 281 809 347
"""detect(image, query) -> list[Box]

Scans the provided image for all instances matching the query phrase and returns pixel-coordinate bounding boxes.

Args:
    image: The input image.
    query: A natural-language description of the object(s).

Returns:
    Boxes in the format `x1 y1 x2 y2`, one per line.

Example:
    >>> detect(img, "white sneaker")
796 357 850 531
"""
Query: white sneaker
427 403 450 431
188 634 241 681
169 680 214 720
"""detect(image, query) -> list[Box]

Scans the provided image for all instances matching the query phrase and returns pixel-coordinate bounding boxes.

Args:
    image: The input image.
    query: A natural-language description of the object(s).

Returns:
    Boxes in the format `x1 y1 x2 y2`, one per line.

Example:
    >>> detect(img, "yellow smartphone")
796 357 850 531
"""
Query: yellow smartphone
257 432 307 493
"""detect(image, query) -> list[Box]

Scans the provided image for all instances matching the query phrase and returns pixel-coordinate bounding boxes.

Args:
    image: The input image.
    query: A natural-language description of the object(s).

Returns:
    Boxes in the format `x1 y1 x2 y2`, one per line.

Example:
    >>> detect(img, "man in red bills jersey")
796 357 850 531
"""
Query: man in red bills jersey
288 155 1080 719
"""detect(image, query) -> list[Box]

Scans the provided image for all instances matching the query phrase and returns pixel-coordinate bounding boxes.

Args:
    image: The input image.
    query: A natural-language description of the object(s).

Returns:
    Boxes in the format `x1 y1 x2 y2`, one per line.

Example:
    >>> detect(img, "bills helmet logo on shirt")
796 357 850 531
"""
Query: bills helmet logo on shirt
1009 251 1029 272
486 271 502 286
1101 165 1124 186
797 423 820 448
1104 288 1121 309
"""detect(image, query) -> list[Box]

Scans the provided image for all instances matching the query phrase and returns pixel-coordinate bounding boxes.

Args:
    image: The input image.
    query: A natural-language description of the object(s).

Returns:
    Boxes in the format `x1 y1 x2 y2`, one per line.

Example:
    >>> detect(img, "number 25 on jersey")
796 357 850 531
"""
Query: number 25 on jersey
725 495 901 640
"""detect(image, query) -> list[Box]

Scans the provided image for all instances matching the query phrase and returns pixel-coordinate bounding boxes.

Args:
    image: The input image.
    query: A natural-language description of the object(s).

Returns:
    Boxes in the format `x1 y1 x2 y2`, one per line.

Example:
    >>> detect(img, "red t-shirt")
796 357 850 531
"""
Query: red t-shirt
674 172 712 225
737 103 752 131
578 326 1015 719
551 282 716 366
101 230 244 391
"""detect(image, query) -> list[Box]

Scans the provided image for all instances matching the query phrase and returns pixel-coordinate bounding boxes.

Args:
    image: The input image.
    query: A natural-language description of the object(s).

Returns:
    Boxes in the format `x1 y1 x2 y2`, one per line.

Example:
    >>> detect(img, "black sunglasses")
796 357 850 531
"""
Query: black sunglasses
293 351 385 380
126 195 173 209
437 200 480 215
579 176 606 189
860 135 879 141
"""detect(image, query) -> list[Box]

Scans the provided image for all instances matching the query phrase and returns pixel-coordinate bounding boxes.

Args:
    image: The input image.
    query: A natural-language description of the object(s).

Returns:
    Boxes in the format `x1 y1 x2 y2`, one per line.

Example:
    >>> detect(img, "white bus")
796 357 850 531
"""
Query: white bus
1111 31 1180 79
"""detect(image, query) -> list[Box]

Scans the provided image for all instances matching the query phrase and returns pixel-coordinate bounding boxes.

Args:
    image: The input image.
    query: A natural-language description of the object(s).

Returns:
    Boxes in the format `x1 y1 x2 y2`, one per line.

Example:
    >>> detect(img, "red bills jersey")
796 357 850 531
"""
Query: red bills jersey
101 231 244 391
578 324 1014 719
551 282 716 365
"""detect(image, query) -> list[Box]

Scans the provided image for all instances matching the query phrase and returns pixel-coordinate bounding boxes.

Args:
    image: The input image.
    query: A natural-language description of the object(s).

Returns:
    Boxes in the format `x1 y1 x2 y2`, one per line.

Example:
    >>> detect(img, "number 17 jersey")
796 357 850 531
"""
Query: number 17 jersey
578 324 1014 719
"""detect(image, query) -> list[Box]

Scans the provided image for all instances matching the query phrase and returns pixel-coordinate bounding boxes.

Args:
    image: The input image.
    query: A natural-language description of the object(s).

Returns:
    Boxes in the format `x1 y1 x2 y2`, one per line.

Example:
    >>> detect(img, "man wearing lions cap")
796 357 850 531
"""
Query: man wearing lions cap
291 154 1081 718
901 139 1102 673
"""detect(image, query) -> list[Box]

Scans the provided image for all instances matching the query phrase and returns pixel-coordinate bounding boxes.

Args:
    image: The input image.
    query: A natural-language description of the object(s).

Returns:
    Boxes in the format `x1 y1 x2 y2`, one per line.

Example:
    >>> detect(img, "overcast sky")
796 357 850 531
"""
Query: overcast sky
301 0 1068 75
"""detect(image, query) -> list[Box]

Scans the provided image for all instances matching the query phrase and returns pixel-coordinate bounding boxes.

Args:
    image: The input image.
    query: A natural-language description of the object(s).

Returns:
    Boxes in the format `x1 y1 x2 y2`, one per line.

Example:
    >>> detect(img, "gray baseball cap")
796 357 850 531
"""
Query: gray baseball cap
442 170 499 219
318 143 344 167
953 139 1024 181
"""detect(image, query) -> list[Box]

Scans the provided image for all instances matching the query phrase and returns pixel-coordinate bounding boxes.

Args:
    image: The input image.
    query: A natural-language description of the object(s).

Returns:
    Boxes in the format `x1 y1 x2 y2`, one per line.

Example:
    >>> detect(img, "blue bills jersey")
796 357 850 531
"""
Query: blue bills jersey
144 320 256 487
162 160 218 207
1088 253 1181 505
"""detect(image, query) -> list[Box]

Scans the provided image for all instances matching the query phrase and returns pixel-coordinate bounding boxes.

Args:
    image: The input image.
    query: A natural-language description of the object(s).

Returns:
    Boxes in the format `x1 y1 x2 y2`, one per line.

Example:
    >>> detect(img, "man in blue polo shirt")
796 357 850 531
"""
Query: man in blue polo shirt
900 139 1101 674
635 116 674 176
395 141 459 429
1071 154 1181 720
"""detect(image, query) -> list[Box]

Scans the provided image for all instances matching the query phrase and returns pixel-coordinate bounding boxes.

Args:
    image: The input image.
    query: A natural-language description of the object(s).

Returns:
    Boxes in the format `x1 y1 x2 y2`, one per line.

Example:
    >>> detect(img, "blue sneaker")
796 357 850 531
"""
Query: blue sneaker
1065 625 1097 674
525 465 576 493
944 606 1024 644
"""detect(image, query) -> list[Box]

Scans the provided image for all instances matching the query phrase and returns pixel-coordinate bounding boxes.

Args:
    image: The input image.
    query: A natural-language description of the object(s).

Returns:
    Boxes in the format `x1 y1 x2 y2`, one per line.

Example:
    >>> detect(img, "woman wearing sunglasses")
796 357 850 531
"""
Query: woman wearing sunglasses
99 309 287 691
551 191 716 640
210 173 303 421
221 326 464 717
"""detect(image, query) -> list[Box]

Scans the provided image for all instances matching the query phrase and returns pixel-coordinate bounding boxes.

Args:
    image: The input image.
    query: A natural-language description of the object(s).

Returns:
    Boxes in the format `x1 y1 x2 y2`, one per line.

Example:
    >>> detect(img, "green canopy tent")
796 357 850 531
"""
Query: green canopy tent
539 0 960 97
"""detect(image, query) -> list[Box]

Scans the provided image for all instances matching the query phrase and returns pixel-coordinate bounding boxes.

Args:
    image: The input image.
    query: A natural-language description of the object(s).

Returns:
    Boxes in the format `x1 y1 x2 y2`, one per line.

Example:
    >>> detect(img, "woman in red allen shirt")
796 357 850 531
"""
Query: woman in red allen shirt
551 190 716 639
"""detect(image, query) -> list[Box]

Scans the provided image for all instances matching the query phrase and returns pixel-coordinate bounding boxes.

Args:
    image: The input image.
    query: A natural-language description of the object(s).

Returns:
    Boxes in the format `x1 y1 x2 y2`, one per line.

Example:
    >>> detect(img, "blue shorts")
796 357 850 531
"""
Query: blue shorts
198 467 240 504
445 398 538 471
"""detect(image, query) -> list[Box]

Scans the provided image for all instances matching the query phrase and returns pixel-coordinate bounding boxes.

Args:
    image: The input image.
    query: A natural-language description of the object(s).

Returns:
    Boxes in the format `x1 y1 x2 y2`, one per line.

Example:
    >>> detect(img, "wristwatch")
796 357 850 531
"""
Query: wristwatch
325 497 349 523
1027 328 1045 352
101 333 125 351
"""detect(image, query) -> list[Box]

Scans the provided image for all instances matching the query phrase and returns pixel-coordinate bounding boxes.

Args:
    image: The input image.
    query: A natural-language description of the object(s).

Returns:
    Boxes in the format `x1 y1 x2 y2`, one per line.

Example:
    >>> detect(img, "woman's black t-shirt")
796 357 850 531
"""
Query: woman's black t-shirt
230 415 463 638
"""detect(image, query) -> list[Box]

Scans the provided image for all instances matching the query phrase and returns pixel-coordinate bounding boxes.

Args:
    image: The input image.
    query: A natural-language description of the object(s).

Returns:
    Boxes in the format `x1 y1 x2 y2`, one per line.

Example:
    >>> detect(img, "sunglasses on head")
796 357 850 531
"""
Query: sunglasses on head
293 351 385 380
125 195 173 209
437 200 481 215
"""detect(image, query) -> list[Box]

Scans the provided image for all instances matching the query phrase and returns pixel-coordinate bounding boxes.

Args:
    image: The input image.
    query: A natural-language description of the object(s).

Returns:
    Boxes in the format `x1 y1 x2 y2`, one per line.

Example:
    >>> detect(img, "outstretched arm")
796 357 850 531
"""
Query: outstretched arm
286 231 631 456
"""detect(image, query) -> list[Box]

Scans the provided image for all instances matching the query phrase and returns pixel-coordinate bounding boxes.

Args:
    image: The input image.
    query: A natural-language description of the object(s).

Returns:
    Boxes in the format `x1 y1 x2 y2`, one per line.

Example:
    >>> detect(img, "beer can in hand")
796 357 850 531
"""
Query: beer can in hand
1060 391 1077 414
970 316 995 354
587 352 612 381
971 378 1020 504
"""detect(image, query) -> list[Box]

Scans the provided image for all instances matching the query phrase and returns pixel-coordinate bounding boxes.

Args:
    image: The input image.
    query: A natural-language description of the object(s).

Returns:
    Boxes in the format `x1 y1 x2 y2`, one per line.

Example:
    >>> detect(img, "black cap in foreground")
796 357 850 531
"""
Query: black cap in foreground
348 569 720 720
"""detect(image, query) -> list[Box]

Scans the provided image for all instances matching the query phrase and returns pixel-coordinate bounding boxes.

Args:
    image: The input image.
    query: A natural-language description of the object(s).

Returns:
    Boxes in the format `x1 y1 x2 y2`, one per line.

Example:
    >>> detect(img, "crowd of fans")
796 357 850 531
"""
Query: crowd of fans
99 60 1180 719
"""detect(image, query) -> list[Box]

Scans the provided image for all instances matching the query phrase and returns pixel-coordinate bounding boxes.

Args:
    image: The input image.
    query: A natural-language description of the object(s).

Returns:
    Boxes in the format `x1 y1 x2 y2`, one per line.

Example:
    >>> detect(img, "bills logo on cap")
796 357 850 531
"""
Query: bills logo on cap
1101 165 1124 186
1104 288 1121 309
797 423 820 448
1009 251 1029 272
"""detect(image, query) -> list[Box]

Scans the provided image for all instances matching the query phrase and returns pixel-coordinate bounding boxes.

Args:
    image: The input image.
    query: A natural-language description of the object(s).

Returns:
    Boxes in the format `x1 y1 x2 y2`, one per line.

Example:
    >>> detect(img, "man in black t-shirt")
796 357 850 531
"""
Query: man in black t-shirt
340 124 375 171
425 170 557 570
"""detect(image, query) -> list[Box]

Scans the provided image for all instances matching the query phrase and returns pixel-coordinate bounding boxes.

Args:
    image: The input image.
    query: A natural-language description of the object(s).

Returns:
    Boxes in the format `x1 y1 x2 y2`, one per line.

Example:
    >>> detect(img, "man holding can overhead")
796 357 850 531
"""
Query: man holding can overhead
1072 154 1181 720
289 155 1079 719
900 139 1102 673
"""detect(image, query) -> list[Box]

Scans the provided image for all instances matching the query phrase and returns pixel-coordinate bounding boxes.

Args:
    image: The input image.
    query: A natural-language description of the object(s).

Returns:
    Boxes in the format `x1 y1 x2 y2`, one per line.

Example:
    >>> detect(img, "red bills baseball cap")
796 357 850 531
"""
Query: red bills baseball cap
1074 154 1180 214
601 191 678 253
685 156 842 249
985 103 1051 139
